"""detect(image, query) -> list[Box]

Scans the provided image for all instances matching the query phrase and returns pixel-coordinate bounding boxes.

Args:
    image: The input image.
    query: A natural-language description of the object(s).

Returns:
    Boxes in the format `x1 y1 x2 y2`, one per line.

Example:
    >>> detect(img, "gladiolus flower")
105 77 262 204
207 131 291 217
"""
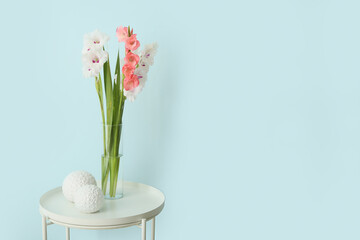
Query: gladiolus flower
124 74 139 91
124 79 145 102
82 49 108 78
116 26 128 42
124 42 158 101
140 42 158 66
82 30 110 53
125 34 140 51
124 52 140 66
122 63 135 77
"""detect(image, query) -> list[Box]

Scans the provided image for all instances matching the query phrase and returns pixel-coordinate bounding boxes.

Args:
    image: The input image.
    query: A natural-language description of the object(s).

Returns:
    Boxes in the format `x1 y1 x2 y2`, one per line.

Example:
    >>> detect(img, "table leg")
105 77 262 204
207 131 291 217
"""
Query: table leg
42 216 47 240
141 219 146 240
151 218 155 240
66 227 70 240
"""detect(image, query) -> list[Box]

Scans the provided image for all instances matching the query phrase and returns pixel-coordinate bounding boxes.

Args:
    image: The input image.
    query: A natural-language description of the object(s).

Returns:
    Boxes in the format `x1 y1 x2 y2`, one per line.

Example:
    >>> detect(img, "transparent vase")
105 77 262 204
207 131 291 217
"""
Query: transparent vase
101 124 124 199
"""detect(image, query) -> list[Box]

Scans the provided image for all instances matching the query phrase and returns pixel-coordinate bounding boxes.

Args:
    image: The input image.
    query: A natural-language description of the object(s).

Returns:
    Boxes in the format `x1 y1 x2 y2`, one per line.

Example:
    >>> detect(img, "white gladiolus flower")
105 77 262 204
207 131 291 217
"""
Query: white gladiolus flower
83 66 100 78
82 49 108 78
134 65 148 81
137 59 150 74
82 29 110 54
140 42 158 66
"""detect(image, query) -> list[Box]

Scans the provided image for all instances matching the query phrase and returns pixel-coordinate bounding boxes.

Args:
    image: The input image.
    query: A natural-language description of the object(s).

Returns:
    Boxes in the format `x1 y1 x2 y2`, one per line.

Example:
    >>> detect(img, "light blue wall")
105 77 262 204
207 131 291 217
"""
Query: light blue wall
1 0 360 239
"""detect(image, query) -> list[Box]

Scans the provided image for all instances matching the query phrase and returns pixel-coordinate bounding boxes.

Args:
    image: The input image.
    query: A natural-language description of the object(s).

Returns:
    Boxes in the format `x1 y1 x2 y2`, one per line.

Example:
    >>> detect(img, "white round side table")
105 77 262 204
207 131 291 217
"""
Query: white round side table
39 182 165 240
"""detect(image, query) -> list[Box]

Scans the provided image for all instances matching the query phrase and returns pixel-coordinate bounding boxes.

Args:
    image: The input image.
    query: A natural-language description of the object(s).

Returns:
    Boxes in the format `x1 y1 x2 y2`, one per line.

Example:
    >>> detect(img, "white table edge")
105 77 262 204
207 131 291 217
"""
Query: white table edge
39 202 165 229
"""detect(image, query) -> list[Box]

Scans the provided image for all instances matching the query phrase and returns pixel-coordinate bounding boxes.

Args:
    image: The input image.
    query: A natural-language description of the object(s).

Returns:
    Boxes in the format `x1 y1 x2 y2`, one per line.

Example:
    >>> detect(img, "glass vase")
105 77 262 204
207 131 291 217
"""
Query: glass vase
101 124 124 199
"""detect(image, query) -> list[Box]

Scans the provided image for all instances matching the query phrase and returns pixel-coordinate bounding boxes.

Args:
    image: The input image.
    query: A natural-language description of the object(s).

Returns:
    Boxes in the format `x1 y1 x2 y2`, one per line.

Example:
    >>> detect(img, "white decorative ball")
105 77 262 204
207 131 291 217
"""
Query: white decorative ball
62 171 97 202
74 185 104 213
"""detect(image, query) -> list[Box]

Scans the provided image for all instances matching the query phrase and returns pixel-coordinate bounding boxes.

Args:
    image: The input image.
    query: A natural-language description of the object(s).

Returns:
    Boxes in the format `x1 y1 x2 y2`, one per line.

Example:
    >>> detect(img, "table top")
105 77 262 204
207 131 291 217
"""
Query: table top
39 182 165 227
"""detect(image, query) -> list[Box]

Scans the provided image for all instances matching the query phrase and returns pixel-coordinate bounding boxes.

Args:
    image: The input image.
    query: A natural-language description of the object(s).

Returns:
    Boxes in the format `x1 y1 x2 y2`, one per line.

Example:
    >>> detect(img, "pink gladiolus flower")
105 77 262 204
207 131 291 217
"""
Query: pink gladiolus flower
124 52 140 66
116 26 128 42
122 63 135 77
125 34 140 51
124 74 139 91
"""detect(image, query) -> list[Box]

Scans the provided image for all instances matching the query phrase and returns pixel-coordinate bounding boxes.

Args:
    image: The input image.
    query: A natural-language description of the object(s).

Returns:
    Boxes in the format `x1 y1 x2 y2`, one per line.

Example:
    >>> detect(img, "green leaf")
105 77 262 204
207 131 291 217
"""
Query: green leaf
109 51 123 156
103 58 113 125
112 51 121 125
115 51 121 85
95 75 107 155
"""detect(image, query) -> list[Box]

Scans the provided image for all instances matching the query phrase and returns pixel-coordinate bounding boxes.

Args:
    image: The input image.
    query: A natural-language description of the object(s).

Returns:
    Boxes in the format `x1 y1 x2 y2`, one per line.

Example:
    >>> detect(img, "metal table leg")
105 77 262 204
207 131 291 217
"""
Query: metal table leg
42 216 47 240
141 219 146 240
66 227 70 240
151 218 155 240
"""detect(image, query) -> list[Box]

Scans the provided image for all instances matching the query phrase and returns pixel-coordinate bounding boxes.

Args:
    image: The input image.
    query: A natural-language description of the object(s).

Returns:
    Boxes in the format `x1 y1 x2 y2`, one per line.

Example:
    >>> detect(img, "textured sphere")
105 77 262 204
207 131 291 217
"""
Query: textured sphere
62 171 97 202
74 185 104 213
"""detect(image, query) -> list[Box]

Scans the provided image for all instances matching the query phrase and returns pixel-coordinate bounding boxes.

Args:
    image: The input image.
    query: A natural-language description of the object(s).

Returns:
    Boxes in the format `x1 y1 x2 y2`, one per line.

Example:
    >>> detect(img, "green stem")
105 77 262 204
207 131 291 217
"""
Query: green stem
100 103 106 155
101 156 110 194
108 156 120 197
